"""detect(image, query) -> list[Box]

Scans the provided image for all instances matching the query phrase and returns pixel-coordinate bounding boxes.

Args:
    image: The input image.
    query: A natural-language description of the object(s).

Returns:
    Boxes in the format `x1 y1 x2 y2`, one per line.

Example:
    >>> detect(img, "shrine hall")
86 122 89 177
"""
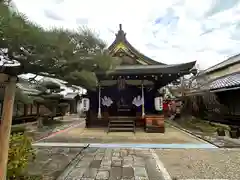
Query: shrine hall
85 24 196 133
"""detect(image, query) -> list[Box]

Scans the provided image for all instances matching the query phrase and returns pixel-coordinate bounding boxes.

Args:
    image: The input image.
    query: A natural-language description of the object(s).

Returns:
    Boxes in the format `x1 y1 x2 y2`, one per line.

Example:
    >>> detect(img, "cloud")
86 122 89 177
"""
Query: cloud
76 18 88 25
205 0 240 17
13 0 240 70
44 10 63 21
145 43 160 50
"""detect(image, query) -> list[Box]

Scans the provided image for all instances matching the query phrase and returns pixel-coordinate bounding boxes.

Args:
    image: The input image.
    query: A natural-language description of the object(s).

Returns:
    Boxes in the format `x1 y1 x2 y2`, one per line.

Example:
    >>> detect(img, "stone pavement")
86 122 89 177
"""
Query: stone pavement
28 146 240 180
26 147 84 179
57 147 165 180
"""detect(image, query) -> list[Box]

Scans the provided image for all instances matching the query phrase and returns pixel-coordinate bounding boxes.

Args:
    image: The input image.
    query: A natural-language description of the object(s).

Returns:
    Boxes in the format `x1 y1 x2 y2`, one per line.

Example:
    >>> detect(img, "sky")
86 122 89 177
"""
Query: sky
13 0 240 70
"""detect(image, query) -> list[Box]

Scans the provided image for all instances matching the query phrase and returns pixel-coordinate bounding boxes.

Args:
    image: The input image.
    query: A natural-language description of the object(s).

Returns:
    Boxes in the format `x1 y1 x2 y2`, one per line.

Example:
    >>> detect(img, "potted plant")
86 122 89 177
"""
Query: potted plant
229 126 239 139
217 127 225 136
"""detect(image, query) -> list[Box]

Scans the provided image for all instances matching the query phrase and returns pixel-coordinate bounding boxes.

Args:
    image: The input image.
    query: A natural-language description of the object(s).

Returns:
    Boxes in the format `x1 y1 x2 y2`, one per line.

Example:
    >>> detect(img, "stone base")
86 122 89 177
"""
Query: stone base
145 126 165 133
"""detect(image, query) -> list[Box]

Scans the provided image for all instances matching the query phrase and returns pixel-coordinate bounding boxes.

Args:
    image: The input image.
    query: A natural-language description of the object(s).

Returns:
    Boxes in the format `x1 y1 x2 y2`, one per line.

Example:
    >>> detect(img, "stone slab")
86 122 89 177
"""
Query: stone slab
58 148 165 180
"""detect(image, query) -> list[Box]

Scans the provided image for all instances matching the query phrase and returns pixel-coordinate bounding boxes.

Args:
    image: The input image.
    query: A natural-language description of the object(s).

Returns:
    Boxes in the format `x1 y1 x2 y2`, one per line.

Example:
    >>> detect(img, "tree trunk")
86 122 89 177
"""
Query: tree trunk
35 103 43 128
51 106 57 121
0 76 17 180
37 116 44 128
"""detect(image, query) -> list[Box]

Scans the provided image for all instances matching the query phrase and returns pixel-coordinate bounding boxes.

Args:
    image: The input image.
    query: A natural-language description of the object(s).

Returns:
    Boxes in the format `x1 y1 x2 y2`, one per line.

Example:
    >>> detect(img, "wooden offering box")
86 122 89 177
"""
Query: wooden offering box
145 115 165 133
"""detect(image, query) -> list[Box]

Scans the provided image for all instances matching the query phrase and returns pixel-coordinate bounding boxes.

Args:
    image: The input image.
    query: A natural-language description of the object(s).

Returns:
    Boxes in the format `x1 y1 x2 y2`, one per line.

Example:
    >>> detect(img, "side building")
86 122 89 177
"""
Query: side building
188 53 240 124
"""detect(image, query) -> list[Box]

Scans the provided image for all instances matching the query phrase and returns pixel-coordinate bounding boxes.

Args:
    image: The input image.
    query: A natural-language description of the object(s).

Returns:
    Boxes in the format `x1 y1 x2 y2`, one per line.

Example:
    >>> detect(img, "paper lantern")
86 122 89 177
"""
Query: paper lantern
82 98 90 111
154 96 163 111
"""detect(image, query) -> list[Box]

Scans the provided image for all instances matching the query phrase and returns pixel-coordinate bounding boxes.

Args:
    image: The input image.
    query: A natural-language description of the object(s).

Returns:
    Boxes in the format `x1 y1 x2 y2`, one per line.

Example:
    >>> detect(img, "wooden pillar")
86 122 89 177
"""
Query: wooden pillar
0 75 17 180
30 104 33 115
141 80 145 118
0 101 3 116
97 83 101 118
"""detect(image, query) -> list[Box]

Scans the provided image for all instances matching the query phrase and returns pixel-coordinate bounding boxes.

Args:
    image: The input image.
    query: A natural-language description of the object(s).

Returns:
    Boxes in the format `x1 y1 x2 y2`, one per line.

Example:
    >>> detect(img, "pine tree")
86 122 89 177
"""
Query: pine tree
0 0 120 90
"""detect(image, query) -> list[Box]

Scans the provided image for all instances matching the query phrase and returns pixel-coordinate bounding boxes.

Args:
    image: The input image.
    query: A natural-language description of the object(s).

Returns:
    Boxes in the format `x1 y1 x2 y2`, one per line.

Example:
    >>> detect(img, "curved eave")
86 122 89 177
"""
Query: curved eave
97 61 196 75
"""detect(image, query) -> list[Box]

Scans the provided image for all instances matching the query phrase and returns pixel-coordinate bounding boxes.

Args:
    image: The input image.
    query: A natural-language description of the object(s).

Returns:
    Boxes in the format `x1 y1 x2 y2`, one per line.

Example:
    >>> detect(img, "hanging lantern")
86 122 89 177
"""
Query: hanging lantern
82 98 90 111
154 96 163 111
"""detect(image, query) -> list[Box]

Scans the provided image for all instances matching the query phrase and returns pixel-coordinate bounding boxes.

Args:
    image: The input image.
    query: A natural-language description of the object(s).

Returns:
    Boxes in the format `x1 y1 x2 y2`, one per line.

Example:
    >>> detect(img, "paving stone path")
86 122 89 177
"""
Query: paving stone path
26 147 84 179
58 148 164 180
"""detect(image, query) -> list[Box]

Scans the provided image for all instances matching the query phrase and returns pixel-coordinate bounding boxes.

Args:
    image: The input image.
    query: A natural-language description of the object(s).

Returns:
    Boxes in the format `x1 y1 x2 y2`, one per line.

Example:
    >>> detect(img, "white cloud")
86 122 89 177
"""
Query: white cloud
13 0 240 70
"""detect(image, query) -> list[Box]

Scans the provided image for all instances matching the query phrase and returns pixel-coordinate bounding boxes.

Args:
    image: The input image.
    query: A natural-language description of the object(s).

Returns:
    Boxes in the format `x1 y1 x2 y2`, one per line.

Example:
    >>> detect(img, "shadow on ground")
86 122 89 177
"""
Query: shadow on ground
26 147 84 179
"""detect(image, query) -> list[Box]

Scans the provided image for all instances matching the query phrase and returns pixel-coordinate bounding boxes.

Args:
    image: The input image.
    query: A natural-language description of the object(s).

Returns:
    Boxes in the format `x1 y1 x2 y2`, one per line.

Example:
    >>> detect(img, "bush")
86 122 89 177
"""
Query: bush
11 126 26 134
7 133 36 179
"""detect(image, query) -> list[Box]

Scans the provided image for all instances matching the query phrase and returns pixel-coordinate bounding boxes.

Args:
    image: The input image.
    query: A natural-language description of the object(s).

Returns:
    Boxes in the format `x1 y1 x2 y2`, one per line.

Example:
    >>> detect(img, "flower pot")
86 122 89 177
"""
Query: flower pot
229 130 239 139
217 128 225 136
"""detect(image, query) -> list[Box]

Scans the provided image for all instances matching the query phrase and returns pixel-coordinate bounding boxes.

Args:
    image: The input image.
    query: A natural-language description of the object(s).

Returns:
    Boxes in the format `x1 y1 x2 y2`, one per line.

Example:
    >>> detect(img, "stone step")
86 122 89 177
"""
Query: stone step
108 127 135 132
109 120 135 123
108 117 136 133
109 123 134 127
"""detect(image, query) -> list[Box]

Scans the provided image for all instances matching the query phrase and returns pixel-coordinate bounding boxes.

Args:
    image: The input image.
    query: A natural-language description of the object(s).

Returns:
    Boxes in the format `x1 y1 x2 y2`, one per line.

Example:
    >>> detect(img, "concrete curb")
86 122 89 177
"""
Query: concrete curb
32 142 217 149
150 149 172 180
32 142 89 147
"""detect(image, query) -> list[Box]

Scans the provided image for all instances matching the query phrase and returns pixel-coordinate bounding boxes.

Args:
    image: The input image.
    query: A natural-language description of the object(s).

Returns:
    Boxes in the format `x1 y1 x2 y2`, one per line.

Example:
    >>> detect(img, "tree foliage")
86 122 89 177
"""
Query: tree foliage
7 133 36 179
0 1 120 90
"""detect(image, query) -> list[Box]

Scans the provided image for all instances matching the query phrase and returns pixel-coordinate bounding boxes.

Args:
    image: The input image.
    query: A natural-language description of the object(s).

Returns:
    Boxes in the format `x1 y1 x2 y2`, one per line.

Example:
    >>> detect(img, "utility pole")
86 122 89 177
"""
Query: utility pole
0 74 17 180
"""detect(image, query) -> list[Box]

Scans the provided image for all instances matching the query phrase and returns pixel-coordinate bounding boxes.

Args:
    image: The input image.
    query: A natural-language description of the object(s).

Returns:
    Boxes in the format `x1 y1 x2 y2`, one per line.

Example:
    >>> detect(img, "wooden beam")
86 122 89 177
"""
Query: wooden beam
0 75 17 180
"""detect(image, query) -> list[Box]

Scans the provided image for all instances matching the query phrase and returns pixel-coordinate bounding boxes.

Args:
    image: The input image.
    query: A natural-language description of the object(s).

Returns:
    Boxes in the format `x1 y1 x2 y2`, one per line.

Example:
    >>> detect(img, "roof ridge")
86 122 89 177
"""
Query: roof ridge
108 24 165 65
198 53 240 76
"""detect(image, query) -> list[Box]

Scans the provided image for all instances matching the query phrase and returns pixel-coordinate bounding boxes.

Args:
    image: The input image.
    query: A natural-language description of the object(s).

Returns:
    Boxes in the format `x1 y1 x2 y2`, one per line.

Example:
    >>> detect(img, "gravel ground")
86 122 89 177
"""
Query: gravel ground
26 116 84 141
41 125 203 144
167 119 240 148
155 149 240 180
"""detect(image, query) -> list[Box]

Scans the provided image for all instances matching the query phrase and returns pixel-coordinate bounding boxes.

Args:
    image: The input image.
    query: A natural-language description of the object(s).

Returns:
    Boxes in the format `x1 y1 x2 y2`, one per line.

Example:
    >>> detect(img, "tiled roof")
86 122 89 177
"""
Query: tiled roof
198 53 240 76
0 49 21 67
64 93 79 99
210 73 240 90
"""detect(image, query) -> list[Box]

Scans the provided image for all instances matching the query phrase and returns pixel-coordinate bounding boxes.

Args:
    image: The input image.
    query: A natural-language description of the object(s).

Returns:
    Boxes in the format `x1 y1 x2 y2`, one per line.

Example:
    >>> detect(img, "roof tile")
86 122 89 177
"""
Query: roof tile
210 73 240 90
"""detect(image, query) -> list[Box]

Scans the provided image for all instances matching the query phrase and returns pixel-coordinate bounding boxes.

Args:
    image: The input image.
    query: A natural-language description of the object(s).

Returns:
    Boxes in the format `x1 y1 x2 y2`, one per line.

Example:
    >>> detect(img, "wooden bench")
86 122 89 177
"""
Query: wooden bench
145 115 165 133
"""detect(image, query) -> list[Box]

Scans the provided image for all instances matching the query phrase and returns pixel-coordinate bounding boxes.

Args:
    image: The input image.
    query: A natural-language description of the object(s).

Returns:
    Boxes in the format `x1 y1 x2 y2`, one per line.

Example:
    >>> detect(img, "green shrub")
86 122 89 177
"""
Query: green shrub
11 126 26 134
7 133 36 179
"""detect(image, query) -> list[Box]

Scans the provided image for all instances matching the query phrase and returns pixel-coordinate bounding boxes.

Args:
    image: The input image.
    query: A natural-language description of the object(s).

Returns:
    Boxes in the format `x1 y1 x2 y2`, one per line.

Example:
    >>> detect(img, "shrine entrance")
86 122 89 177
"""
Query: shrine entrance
104 78 141 117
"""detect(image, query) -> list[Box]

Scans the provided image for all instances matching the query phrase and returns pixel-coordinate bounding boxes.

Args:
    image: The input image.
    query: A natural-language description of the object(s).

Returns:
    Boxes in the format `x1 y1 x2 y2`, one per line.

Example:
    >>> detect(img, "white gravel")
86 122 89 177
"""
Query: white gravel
155 149 240 180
